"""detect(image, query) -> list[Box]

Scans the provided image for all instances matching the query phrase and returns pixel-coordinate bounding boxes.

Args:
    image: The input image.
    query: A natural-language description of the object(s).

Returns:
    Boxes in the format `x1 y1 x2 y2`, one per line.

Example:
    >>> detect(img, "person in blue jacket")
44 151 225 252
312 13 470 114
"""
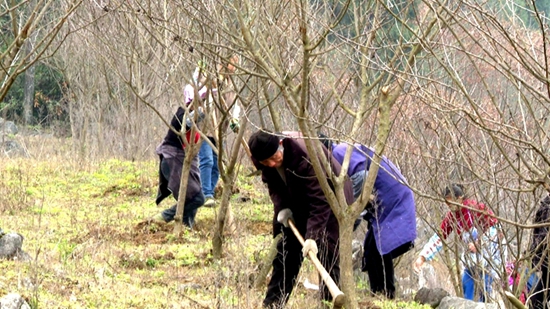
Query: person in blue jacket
327 139 417 299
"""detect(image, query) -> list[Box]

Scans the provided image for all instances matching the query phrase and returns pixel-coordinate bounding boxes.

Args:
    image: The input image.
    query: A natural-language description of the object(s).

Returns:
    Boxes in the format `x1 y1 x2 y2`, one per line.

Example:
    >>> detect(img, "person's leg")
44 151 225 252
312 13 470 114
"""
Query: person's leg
161 204 177 222
161 191 205 228
479 272 493 302
362 231 395 298
158 158 182 222
263 231 303 309
199 140 214 199
381 253 396 299
155 157 172 205
462 268 475 301
182 191 205 228
210 137 219 196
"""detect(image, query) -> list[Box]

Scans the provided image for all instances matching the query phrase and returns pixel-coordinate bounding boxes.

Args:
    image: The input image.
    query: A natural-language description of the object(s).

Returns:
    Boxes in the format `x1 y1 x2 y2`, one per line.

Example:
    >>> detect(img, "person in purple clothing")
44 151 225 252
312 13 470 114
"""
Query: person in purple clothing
327 139 417 299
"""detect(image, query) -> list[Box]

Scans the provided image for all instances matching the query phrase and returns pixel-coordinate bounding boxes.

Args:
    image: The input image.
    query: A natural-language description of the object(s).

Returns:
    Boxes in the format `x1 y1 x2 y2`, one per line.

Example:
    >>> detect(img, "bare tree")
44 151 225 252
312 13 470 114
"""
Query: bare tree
0 0 82 124
55 0 550 306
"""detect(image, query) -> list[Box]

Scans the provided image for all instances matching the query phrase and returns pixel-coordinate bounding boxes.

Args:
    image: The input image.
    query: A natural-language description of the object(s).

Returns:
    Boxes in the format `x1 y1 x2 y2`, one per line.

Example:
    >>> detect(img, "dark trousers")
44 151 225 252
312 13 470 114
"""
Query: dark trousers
263 229 339 308
362 231 395 299
157 158 204 228
531 262 549 309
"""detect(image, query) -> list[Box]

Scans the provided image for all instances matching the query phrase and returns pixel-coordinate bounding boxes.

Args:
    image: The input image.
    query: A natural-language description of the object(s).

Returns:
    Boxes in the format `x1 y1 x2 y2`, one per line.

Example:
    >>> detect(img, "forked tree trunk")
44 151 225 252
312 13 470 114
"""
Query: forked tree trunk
212 121 248 259
174 127 201 235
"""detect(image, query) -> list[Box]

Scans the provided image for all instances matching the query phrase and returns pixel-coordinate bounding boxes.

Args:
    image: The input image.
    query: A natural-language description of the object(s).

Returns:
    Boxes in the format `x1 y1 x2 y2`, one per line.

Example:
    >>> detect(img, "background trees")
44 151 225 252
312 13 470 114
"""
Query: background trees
3 0 550 306
0 0 81 127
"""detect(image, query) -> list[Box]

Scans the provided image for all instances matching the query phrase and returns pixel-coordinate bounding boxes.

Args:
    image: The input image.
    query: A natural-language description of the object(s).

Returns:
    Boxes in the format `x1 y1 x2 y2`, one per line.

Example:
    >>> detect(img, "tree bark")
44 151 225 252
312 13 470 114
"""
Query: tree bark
23 62 35 126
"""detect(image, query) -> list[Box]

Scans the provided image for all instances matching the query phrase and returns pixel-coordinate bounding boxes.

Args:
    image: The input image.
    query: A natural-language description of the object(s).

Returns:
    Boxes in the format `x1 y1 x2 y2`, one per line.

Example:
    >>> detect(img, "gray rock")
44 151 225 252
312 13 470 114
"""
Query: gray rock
1 139 26 157
13 250 32 262
414 287 449 308
0 233 30 261
2 121 18 135
0 293 31 309
0 233 23 258
0 118 17 135
438 296 499 309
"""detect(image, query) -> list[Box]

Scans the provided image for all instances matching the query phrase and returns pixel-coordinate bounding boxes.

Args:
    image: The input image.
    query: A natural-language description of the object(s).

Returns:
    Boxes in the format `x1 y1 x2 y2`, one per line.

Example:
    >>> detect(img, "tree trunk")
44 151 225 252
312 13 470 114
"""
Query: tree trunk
212 171 235 258
23 26 38 126
174 127 201 234
254 233 282 289
336 218 355 308
212 120 248 259
23 62 35 125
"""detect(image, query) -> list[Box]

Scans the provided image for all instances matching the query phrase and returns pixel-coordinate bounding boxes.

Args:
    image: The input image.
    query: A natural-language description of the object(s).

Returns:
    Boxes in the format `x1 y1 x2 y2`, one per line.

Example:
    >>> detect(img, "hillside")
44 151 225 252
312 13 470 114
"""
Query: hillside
0 139 432 308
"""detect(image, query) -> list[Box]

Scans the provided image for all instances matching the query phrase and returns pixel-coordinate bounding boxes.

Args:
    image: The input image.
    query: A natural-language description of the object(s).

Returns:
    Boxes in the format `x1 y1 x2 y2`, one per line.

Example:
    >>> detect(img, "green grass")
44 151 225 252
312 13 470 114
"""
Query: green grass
0 157 431 308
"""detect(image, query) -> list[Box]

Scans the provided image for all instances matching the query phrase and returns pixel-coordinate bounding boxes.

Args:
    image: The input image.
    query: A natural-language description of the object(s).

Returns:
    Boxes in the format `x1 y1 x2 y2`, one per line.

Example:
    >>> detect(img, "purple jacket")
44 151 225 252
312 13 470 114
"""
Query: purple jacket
332 143 417 255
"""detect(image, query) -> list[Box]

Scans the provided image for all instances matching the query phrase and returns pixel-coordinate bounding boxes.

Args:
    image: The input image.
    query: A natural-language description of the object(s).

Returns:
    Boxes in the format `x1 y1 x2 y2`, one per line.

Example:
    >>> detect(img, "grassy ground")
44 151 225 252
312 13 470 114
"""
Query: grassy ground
0 157 271 308
0 147 431 308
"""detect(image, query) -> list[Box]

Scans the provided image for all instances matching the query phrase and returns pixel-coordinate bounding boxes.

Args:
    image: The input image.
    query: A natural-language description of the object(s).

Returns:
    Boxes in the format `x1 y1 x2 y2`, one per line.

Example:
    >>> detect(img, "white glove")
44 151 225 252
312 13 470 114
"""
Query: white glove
302 239 318 258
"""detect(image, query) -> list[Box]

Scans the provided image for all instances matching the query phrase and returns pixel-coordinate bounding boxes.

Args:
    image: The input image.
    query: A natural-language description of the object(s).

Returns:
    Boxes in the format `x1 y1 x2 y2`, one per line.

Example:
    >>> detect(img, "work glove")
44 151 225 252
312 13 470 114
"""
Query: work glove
229 118 240 133
302 239 318 258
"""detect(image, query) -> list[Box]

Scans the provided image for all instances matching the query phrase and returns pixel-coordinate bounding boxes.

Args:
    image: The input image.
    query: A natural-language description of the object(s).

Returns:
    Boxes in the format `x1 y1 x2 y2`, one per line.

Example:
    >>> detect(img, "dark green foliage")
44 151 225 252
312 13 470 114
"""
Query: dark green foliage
2 63 67 127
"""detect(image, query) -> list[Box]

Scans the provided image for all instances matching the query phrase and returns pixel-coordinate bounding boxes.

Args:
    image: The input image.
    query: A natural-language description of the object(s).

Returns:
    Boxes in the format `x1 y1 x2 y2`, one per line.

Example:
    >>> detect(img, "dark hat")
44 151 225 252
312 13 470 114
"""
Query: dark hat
443 184 464 198
248 130 280 161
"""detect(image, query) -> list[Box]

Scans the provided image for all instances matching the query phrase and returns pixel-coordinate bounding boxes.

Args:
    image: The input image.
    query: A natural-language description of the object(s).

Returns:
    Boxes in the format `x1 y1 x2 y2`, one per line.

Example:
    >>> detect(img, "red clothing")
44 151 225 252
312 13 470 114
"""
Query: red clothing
440 198 497 239
184 131 200 148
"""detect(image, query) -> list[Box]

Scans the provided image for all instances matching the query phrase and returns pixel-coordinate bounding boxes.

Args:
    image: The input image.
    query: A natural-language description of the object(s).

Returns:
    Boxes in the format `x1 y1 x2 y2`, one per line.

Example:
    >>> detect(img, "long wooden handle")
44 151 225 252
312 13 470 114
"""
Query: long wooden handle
240 137 251 157
287 219 345 308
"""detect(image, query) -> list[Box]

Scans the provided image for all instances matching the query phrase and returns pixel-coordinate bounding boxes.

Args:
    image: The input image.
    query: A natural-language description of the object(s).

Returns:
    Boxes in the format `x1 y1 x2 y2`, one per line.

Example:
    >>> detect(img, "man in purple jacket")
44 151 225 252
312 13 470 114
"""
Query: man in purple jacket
248 130 353 309
331 142 417 299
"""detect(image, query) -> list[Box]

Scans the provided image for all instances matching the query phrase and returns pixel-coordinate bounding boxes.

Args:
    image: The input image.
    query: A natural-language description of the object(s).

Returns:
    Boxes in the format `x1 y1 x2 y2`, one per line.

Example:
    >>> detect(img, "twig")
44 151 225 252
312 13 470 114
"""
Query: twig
181 293 211 309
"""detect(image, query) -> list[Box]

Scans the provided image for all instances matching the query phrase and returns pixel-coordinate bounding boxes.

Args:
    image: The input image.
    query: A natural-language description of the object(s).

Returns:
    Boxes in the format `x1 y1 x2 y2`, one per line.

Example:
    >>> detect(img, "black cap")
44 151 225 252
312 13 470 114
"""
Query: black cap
248 130 280 161
443 184 464 198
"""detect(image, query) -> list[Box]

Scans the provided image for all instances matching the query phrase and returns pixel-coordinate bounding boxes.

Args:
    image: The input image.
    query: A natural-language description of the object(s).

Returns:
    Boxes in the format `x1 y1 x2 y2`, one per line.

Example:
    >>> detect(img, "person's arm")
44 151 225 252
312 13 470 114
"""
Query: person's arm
414 232 442 272
304 169 333 240
420 233 444 261
467 199 498 231
414 216 452 272
253 159 290 237
292 149 333 241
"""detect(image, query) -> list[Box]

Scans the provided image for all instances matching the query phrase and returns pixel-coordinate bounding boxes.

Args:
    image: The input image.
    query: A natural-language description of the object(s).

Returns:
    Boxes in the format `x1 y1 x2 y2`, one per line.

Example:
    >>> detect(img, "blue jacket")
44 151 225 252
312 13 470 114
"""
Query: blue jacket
332 143 417 255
